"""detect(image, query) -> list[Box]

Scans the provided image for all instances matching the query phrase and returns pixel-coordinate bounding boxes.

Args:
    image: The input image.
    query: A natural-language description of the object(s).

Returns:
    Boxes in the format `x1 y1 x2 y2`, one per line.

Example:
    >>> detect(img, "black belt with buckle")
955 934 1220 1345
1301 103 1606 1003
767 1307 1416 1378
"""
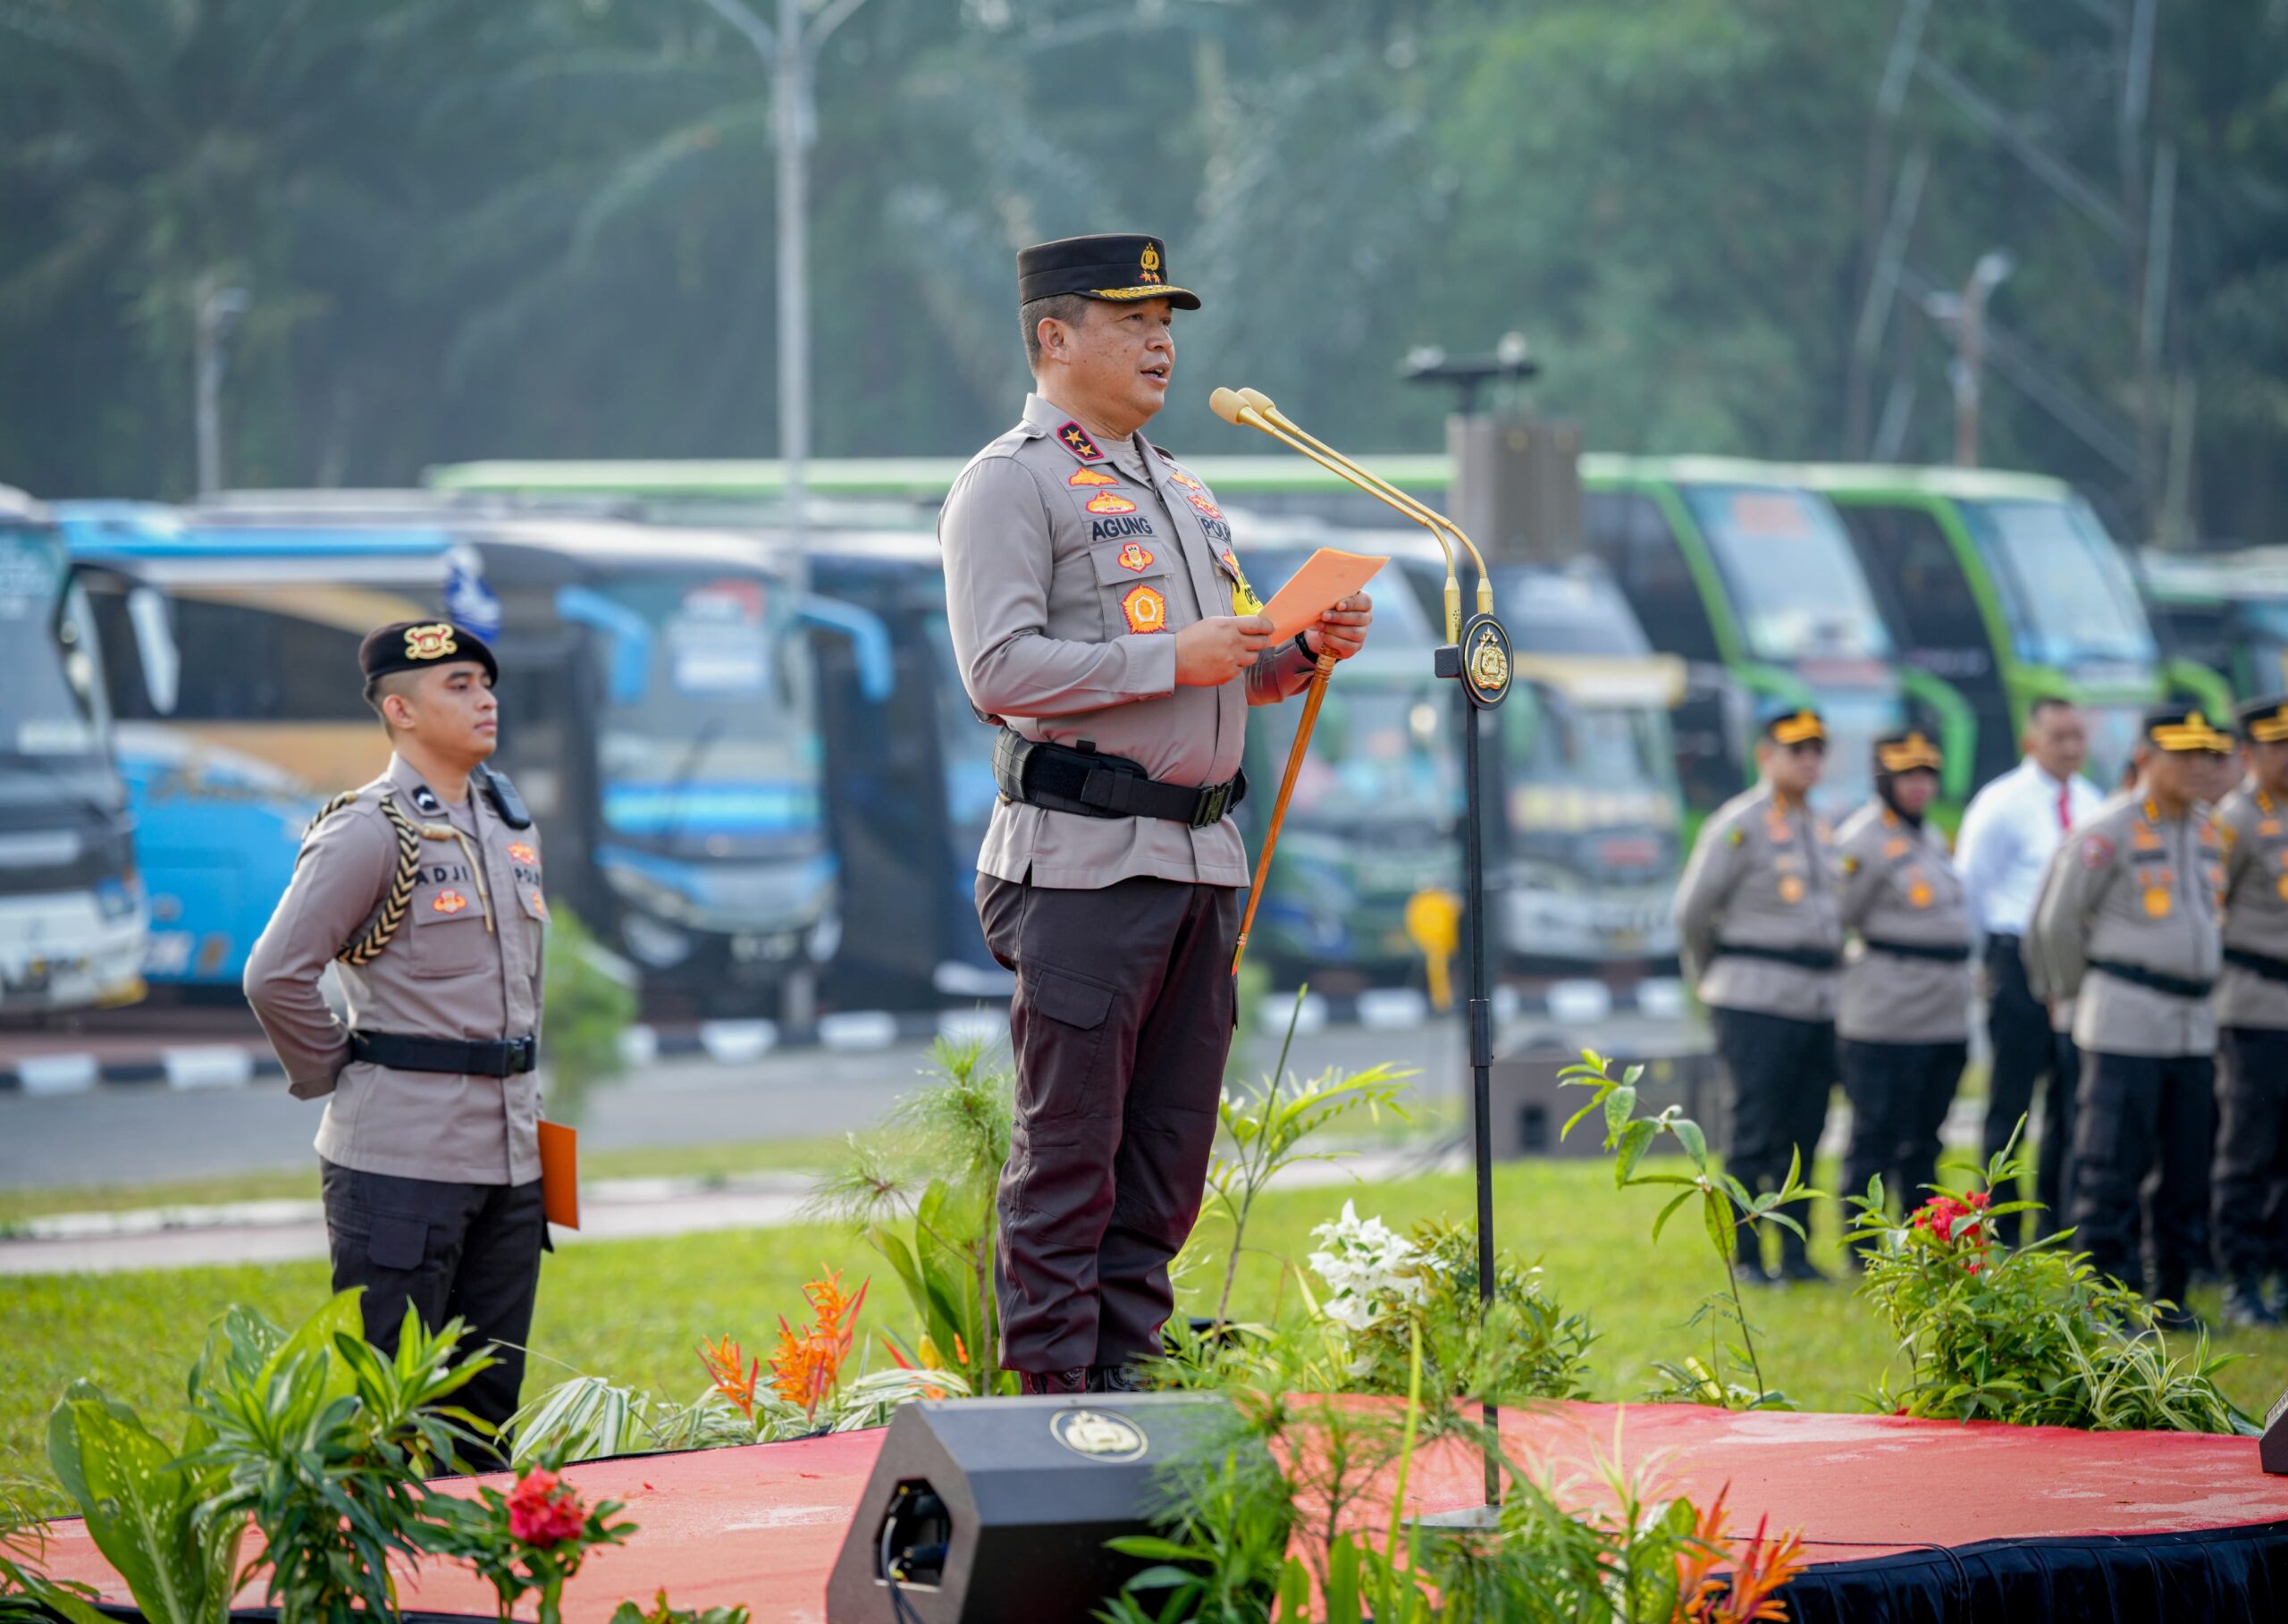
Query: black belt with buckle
1863 936 1973 963
1715 939 1840 972
349 1030 539 1077
2087 958 2214 1001
993 730 1246 829
2225 946 2288 986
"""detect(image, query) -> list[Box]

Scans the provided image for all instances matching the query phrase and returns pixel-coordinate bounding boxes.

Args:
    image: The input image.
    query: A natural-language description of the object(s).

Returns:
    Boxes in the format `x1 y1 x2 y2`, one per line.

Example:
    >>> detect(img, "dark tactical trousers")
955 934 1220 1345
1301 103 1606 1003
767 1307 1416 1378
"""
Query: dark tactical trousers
1839 1038 1968 1215
1981 935 2079 1242
320 1159 546 1460
978 874 1237 1375
2066 1049 2216 1306
1712 1006 1835 1267
2213 1025 2288 1283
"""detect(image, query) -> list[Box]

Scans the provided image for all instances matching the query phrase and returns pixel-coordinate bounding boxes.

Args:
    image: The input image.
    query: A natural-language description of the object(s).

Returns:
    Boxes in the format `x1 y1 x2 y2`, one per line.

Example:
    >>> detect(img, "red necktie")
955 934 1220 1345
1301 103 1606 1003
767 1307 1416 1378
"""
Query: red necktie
2057 784 2072 833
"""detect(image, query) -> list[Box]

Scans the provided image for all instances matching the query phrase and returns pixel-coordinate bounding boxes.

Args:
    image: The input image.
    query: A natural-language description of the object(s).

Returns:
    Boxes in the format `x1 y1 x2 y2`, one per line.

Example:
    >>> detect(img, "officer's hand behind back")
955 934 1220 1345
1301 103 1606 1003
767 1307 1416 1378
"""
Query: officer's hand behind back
1175 615 1274 686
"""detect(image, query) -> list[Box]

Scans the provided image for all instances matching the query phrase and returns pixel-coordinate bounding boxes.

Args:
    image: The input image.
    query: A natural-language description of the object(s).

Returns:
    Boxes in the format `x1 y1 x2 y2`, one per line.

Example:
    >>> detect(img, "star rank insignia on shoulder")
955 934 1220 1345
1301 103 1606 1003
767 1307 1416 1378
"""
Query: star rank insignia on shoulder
1056 420 1106 464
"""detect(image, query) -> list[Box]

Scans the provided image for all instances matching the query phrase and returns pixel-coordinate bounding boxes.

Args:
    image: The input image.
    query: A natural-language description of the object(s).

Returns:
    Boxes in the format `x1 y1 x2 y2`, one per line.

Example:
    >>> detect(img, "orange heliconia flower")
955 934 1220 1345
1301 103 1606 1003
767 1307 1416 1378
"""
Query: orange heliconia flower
770 1267 870 1420
697 1334 761 1421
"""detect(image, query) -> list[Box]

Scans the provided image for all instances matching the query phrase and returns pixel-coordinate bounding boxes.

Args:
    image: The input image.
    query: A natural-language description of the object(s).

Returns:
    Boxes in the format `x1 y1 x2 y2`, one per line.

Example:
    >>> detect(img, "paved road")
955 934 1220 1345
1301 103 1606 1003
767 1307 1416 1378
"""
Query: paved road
0 1018 1495 1191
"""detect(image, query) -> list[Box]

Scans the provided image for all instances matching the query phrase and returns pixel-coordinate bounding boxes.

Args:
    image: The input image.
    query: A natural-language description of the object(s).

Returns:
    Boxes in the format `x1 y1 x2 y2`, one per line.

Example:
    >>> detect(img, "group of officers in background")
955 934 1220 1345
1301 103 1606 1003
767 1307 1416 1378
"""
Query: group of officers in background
1676 692 2288 1330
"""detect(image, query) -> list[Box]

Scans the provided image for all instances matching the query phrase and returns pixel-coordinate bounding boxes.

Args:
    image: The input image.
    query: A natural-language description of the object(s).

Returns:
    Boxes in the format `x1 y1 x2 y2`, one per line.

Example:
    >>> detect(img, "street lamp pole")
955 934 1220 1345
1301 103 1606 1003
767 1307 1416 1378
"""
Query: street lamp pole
193 275 248 499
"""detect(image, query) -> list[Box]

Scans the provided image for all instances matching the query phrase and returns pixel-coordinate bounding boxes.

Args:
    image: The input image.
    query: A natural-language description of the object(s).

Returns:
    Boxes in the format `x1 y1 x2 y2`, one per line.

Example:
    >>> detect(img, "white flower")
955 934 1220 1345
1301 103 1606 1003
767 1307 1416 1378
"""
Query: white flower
1308 1202 1426 1332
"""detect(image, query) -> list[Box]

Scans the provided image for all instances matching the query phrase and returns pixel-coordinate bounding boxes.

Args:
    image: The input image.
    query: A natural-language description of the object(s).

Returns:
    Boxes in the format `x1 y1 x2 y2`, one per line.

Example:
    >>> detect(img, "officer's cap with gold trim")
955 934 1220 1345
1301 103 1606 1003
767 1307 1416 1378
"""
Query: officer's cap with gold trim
358 620 498 686
2142 702 2235 755
2237 694 2288 746
1017 234 1200 311
1761 707 1827 747
1875 728 1944 775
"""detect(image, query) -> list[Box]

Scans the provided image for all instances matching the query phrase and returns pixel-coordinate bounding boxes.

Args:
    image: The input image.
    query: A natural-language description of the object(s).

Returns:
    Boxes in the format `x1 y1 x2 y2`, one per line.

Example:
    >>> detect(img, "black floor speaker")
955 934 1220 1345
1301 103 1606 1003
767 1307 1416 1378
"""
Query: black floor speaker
824 1392 1238 1623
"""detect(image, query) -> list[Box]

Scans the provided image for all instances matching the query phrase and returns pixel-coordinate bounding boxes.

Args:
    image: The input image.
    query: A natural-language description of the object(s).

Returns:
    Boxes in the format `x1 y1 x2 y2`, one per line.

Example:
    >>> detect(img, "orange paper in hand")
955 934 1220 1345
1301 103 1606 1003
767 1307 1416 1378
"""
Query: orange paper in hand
1258 547 1386 644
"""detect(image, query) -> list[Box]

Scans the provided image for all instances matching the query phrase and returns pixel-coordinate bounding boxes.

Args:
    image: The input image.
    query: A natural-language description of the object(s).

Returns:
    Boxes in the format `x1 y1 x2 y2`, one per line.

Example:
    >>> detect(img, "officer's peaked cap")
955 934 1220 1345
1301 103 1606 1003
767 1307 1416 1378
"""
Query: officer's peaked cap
1760 707 1826 746
2142 702 2234 754
1018 234 1200 310
2237 694 2288 745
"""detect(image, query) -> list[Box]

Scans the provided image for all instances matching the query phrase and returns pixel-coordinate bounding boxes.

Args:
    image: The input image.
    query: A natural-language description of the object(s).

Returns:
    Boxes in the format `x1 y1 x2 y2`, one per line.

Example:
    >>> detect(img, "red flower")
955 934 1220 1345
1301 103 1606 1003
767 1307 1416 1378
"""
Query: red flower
507 1468 589 1548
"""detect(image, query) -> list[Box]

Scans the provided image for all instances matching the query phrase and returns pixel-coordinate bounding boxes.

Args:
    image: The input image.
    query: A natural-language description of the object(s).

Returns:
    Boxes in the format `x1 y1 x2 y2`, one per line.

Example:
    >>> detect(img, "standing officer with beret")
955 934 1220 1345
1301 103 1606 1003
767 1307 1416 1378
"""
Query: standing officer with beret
244 620 550 1449
1834 730 1972 1228
2028 703 2232 1320
1674 707 1845 1284
2211 695 2288 1325
940 233 1374 1394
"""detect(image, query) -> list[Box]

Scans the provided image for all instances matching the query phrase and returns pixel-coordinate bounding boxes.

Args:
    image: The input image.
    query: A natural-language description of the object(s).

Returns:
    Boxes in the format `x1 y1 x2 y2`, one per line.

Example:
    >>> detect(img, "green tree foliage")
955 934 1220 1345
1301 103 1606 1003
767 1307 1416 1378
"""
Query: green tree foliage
3 1 2284 537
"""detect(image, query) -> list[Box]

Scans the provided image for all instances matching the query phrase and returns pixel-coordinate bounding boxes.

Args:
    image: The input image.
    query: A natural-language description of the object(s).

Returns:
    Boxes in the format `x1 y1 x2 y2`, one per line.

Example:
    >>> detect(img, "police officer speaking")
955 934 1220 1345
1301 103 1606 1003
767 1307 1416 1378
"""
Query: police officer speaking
1834 730 1972 1224
2028 703 2232 1322
2212 695 2288 1326
244 620 550 1448
1673 707 1844 1284
939 233 1373 1394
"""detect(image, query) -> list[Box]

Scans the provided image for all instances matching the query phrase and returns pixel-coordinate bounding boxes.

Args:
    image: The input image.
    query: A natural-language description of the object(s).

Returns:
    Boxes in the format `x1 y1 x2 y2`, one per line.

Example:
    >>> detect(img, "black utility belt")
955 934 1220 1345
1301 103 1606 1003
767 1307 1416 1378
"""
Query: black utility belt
2087 958 2214 1002
1863 936 1973 964
2225 946 2288 986
1716 940 1839 972
993 729 1246 829
350 1030 538 1077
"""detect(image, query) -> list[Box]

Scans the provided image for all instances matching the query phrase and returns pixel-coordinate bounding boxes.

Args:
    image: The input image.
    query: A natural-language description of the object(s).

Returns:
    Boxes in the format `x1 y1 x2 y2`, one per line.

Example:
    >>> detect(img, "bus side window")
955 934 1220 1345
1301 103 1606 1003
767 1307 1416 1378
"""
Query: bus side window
1586 491 1720 661
162 602 369 722
1845 505 1987 668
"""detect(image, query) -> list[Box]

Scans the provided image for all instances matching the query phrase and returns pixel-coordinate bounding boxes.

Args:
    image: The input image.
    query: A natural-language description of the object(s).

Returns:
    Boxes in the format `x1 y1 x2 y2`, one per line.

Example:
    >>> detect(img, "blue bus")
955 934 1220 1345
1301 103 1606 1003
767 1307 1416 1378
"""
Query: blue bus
61 501 870 1016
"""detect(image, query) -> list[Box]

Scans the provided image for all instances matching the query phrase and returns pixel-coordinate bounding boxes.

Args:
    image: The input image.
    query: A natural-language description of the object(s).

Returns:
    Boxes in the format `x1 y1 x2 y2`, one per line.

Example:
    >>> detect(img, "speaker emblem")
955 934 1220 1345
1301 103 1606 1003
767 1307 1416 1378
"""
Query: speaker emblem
1050 1409 1148 1462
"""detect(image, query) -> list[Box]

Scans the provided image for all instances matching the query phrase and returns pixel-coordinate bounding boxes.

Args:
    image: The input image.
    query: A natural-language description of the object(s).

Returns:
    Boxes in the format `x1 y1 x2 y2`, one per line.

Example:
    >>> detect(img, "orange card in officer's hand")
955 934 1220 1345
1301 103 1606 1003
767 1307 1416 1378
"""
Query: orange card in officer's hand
538 1121 579 1229
1258 548 1386 644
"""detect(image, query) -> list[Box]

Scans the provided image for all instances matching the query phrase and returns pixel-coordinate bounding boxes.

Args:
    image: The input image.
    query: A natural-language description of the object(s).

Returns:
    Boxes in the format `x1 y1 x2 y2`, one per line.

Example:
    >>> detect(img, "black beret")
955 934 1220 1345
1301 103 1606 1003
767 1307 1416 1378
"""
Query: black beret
1017 233 1200 310
2142 702 2234 753
2238 694 2288 745
1761 707 1826 745
1875 728 1944 773
358 620 498 685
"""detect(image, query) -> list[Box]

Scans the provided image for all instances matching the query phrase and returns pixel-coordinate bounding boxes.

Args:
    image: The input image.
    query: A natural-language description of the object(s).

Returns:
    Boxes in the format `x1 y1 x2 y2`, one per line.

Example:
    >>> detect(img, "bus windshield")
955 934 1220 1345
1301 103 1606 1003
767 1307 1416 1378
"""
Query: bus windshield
1504 686 1675 803
1262 675 1459 828
0 526 120 812
1958 498 2158 669
1680 486 1894 663
595 570 821 850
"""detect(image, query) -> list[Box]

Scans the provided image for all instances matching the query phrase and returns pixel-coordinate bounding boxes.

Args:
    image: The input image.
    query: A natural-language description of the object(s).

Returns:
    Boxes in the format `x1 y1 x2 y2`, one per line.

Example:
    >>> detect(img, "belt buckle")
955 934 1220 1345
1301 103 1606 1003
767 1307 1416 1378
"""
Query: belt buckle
514 1035 536 1073
1191 781 1229 829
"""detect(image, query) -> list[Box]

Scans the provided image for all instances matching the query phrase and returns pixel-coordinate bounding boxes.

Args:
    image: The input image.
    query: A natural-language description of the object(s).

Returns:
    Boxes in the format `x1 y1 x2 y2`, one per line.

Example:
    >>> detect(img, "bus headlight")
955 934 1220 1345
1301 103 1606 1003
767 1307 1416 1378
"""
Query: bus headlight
602 860 694 924
621 913 694 969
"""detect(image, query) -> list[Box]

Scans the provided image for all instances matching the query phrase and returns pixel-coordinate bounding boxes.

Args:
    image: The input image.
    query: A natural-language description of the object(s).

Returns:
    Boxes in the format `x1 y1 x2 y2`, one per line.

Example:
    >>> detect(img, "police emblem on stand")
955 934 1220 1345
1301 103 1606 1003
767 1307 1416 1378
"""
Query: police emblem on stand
1049 1409 1148 1462
1459 612 1511 710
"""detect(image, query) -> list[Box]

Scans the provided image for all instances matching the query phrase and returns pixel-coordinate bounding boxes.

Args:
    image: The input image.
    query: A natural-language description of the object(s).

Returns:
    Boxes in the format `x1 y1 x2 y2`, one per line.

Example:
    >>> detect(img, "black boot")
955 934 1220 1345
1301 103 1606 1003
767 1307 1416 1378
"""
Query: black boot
1016 1367 1090 1395
1089 1364 1149 1393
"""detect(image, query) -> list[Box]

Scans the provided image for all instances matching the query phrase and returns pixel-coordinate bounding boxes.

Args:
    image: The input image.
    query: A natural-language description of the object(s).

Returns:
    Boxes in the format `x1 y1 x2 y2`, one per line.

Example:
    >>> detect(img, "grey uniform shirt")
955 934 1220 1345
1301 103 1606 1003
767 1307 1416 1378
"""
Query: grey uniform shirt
244 753 549 1184
2024 789 2222 1058
2215 783 2288 1031
1673 783 1843 1022
940 392 1316 889
1835 801 1972 1044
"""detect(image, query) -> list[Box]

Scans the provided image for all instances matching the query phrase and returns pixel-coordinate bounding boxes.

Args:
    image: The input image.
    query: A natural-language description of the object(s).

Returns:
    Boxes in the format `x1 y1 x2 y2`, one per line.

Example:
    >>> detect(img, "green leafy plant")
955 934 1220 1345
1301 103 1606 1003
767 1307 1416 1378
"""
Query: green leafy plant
609 1592 752 1624
0 1477 109 1624
1301 1205 1597 1404
1201 987 1413 1335
540 907 637 1126
423 1452 636 1624
1846 1133 2254 1434
808 1036 1015 1399
1560 1050 1818 1411
185 1291 495 1624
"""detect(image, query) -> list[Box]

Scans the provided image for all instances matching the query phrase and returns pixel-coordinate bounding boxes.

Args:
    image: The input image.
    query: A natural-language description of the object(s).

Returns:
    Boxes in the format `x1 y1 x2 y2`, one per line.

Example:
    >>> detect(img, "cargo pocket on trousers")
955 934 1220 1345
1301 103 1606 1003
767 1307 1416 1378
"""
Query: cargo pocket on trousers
1019 963 1116 1120
366 1213 427 1272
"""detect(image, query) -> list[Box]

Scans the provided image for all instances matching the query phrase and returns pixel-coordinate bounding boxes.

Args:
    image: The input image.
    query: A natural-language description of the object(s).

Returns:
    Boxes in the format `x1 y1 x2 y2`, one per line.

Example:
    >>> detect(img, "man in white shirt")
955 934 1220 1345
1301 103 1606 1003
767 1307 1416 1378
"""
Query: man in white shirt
1956 698 2104 1239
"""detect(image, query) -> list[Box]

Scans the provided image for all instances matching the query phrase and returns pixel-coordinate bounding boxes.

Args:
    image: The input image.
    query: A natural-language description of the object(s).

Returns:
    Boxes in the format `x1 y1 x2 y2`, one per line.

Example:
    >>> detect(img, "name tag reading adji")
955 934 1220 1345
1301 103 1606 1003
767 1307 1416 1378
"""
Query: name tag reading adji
1258 547 1386 644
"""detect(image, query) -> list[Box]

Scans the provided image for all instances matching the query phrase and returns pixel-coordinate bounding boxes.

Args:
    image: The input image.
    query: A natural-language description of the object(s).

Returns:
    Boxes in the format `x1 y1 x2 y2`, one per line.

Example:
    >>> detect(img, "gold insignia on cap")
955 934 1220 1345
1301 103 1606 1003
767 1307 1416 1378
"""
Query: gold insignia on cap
1771 710 1825 746
1139 240 1162 282
1877 730 1944 773
2152 709 2235 753
403 623 458 661
2248 706 2288 745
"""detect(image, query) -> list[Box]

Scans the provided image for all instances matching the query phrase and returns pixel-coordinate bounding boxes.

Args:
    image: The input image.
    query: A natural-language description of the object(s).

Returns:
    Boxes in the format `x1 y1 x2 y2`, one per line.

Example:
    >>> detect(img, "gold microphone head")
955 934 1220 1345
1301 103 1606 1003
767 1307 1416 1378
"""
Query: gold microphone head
1208 387 1248 425
1236 386 1279 417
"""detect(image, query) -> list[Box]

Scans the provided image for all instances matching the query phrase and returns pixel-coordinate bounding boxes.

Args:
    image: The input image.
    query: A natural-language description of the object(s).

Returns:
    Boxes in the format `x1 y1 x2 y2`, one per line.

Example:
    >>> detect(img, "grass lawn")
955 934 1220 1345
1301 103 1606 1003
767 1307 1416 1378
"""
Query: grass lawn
8 1155 2288 1512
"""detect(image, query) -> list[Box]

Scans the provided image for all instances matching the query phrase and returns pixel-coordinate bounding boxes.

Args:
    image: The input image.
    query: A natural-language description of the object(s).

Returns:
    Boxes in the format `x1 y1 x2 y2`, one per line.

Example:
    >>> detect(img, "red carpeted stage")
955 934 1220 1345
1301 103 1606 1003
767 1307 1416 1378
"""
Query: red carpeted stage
38 1401 2288 1621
